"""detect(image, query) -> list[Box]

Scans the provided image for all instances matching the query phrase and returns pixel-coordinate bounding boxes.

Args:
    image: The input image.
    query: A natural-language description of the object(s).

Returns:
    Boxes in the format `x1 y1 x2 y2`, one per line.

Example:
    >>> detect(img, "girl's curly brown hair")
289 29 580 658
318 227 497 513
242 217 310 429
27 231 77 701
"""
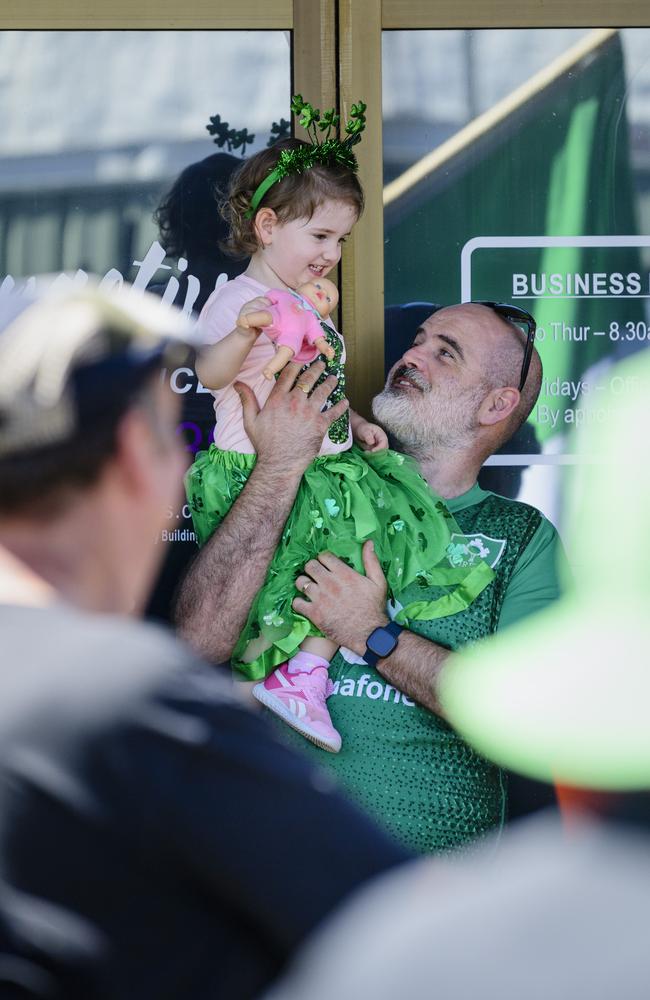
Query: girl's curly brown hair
221 138 364 258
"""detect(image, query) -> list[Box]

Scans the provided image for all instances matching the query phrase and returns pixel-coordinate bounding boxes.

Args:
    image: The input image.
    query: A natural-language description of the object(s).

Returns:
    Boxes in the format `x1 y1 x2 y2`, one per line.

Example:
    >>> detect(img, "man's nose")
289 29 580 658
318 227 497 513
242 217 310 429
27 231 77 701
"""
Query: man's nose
401 345 427 371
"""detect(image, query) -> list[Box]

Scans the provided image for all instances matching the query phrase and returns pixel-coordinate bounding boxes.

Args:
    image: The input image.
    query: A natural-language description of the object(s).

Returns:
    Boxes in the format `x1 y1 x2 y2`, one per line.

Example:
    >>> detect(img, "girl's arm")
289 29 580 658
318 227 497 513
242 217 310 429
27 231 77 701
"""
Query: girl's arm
349 408 389 452
196 296 271 390
348 408 365 434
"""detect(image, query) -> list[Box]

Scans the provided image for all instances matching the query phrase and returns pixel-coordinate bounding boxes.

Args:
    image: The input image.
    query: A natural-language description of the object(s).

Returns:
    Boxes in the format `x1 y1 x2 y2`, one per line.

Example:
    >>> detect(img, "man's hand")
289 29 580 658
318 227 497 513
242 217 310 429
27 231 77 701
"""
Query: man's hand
352 419 389 452
294 539 451 715
234 360 348 474
293 541 390 655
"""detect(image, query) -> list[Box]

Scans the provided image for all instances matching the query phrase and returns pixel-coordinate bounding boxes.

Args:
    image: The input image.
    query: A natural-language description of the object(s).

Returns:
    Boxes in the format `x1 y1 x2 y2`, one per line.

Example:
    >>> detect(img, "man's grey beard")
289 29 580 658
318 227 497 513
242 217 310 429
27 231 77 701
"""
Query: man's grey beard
372 369 486 456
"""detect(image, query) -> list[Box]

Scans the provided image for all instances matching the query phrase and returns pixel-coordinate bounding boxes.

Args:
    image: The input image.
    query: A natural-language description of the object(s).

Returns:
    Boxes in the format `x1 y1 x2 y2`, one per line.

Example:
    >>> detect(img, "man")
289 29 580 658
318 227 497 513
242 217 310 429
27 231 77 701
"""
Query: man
176 303 565 853
0 287 408 999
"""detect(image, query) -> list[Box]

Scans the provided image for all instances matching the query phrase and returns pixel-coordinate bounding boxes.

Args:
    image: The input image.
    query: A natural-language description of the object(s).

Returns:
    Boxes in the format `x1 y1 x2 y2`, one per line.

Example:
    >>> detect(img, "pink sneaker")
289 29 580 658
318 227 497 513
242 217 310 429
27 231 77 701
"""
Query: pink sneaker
252 665 342 753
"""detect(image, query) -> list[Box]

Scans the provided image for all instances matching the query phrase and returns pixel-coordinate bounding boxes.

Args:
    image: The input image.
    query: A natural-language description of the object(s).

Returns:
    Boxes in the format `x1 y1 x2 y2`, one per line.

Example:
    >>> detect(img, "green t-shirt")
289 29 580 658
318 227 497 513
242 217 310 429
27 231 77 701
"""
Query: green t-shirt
447 483 564 631
277 484 565 855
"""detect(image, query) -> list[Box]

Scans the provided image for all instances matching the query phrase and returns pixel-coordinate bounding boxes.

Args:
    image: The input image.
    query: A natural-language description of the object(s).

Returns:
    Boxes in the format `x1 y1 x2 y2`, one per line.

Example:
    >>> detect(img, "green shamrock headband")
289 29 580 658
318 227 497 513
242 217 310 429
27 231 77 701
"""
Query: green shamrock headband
245 95 367 219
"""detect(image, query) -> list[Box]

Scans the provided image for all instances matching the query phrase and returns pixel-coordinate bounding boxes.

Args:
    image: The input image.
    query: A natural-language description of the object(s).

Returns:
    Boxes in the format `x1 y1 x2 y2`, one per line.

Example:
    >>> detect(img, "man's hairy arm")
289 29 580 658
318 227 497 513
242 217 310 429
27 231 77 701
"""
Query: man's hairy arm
174 361 348 663
294 542 451 715
174 462 301 663
373 631 450 715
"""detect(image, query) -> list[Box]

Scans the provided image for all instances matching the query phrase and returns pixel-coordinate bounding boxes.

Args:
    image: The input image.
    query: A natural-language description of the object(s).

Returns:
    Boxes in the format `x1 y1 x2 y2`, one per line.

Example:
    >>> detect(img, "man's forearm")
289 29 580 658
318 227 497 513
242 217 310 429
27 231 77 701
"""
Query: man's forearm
339 615 450 716
174 459 302 662
374 631 450 716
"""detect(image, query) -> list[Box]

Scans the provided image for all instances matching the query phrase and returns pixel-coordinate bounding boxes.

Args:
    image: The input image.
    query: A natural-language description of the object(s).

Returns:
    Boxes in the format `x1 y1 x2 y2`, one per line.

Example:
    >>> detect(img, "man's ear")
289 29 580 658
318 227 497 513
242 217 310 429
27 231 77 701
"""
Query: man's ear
253 207 278 247
477 386 520 427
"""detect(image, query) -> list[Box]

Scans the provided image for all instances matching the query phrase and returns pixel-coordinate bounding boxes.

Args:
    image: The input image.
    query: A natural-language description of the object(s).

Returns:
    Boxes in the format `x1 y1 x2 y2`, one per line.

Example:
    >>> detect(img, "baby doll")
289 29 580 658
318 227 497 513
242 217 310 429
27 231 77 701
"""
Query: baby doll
239 278 338 380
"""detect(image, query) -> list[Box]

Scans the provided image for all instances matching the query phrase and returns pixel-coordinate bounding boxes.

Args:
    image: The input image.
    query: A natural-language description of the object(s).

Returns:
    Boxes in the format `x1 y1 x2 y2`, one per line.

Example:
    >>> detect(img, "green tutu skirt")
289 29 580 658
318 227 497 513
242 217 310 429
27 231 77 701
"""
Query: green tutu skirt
185 444 494 680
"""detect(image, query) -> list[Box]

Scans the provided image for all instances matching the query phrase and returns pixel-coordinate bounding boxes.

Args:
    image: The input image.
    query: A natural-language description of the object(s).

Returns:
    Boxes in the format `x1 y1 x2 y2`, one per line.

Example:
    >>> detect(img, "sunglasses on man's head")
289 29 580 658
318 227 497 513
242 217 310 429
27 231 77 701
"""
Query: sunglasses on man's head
473 301 537 392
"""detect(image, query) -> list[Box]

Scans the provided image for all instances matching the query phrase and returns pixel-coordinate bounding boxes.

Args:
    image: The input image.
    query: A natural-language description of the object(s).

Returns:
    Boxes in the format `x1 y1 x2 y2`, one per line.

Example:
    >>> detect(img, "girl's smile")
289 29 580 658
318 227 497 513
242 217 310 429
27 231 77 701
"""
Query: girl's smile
253 198 358 290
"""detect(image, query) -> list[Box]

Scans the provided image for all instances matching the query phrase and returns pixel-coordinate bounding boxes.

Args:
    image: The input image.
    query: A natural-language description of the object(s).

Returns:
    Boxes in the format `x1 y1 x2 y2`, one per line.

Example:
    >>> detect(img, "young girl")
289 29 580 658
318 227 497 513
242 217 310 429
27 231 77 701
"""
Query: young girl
186 101 493 752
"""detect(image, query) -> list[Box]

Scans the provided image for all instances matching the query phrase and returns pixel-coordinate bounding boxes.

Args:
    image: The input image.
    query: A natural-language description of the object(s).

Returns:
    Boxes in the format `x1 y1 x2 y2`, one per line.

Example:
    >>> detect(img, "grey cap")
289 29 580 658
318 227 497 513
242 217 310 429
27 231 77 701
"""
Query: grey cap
0 282 197 458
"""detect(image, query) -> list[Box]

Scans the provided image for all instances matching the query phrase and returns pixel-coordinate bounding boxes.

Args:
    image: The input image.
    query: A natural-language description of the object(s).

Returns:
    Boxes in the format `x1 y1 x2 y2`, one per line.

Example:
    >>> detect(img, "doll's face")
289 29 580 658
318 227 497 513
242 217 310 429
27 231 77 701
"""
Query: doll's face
298 278 339 318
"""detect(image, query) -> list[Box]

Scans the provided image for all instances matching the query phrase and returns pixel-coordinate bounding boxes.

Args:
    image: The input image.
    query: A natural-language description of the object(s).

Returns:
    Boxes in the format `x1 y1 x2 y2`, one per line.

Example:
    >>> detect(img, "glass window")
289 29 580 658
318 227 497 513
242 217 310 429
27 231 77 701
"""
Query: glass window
383 28 650 524
0 30 290 295
0 29 291 618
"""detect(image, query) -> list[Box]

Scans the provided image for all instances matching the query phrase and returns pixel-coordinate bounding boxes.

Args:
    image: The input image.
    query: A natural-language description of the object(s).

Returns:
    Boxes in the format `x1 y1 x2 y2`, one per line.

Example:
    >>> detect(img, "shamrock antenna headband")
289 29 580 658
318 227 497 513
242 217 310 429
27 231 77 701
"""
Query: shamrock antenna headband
244 95 367 218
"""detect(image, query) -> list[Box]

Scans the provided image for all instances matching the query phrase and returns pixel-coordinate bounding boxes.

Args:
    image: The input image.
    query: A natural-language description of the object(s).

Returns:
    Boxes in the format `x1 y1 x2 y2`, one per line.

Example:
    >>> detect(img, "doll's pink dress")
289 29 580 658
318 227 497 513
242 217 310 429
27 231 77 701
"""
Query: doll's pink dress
262 289 327 364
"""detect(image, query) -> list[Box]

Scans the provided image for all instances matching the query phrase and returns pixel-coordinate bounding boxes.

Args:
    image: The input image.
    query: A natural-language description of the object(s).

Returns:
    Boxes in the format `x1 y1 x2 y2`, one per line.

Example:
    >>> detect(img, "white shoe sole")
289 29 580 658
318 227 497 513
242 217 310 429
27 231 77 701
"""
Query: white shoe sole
252 683 341 753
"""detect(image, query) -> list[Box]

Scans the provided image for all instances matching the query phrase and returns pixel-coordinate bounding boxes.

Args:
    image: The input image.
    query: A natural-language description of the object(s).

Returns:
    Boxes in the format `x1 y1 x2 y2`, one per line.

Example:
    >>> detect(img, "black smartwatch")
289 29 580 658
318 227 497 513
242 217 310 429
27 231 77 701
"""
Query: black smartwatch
363 621 404 667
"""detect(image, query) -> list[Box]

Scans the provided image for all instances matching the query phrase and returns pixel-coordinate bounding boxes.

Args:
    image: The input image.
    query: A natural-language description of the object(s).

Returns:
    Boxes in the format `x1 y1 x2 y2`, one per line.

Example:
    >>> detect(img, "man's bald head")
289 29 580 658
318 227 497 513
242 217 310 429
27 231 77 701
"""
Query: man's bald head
465 305 542 444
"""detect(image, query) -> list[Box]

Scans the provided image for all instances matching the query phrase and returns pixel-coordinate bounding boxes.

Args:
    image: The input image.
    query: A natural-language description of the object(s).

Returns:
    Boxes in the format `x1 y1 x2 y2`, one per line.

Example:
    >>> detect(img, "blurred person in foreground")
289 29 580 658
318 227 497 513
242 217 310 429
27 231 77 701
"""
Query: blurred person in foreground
263 348 650 1000
0 286 409 999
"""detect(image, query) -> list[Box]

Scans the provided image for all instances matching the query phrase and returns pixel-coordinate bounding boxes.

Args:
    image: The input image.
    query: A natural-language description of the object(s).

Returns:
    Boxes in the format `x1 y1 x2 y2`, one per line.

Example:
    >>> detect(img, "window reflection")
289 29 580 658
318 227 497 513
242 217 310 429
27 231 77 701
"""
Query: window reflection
382 28 650 518
0 30 290 287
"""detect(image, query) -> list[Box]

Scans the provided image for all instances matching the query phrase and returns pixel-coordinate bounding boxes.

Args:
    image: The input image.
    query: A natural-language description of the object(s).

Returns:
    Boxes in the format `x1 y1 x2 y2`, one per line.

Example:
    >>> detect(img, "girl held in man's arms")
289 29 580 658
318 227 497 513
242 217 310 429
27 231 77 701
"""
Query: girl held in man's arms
186 97 493 752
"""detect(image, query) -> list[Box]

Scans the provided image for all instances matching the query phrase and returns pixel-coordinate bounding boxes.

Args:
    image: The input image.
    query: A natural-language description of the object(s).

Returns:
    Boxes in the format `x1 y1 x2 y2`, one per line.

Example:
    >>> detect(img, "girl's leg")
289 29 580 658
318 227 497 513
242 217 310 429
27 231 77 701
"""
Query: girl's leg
287 636 337 670
252 637 342 753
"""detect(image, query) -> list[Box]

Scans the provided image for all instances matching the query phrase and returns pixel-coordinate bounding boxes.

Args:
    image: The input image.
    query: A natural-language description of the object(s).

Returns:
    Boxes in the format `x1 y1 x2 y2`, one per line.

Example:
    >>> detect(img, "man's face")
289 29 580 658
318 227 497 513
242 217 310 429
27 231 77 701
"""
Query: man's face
372 305 493 453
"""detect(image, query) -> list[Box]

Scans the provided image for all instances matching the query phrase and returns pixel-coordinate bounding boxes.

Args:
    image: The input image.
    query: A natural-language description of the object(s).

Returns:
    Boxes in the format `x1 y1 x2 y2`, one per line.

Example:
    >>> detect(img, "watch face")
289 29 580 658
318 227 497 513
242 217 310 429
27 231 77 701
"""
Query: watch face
367 628 397 657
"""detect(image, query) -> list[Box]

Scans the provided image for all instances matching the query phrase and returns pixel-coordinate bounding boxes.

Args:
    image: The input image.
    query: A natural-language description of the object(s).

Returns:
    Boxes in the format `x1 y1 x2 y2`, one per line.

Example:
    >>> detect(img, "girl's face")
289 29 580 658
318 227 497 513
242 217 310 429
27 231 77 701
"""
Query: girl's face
262 198 358 289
